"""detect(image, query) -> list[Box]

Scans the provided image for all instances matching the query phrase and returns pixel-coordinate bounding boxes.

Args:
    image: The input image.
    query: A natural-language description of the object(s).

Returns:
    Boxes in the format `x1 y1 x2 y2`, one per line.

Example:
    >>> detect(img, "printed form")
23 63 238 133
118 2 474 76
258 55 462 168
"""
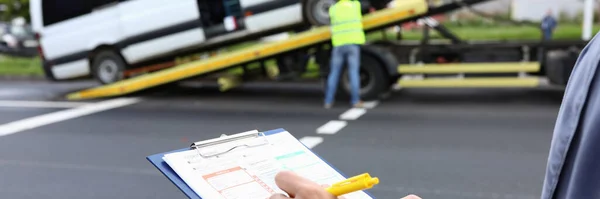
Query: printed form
163 131 372 199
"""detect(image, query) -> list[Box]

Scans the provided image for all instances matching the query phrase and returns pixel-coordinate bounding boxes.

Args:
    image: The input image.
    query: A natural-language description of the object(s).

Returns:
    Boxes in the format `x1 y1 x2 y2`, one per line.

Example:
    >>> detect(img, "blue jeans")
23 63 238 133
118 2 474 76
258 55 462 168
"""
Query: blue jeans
325 44 361 105
543 30 553 40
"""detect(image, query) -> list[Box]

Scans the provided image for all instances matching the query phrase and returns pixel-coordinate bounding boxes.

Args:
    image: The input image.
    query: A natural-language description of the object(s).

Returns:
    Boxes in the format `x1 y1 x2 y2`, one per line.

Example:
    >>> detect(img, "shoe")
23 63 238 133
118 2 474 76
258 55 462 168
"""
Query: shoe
324 103 333 109
353 101 364 108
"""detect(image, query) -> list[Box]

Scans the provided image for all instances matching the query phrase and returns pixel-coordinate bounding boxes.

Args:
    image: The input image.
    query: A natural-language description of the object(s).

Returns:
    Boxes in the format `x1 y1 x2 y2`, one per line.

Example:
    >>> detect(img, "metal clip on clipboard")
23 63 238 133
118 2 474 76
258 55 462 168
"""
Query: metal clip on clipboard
190 130 269 158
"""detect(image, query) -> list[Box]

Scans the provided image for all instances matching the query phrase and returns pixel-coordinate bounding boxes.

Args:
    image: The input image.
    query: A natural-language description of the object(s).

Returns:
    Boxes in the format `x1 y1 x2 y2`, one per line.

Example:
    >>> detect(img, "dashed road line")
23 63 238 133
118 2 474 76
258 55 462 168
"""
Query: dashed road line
0 158 160 176
316 120 348 134
362 101 380 109
313 100 380 149
339 108 367 120
314 100 380 134
299 136 324 149
0 100 91 108
373 185 536 199
0 98 140 137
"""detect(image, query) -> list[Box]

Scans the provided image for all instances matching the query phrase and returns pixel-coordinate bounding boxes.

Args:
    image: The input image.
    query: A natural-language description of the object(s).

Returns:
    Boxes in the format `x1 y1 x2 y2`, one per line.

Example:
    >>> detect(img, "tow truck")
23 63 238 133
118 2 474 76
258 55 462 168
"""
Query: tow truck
65 0 587 100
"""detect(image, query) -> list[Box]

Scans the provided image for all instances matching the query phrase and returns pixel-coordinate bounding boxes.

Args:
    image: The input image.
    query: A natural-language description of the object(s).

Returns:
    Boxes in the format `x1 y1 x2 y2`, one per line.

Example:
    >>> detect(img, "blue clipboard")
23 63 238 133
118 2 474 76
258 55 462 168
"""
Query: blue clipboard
146 128 375 199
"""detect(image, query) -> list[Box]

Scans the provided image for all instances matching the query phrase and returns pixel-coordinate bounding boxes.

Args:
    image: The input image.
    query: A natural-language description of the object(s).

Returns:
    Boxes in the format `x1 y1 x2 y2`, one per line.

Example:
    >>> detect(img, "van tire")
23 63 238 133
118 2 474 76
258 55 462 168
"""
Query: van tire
304 0 335 26
370 0 393 10
91 50 126 85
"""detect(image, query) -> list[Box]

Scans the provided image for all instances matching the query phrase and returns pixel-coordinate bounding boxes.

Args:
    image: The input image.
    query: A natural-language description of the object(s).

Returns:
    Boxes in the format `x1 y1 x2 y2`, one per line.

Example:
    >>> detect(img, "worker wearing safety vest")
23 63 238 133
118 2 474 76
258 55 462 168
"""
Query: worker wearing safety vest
324 0 366 109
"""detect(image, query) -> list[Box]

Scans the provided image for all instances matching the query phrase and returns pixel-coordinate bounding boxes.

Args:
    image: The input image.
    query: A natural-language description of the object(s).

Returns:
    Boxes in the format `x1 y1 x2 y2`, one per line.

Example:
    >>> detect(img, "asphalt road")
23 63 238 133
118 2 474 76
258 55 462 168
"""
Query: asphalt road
0 80 565 199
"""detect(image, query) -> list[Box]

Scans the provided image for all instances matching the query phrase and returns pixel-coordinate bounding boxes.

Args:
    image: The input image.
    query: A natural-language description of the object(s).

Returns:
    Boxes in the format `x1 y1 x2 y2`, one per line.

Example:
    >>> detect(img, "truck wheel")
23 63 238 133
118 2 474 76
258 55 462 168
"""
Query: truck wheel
304 0 335 26
545 50 578 86
339 47 390 101
91 50 126 84
276 52 308 80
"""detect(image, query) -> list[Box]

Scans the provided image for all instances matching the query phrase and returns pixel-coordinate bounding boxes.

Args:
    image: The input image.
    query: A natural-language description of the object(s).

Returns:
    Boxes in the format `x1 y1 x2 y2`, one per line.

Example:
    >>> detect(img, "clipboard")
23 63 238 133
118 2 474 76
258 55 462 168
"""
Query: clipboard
146 128 375 199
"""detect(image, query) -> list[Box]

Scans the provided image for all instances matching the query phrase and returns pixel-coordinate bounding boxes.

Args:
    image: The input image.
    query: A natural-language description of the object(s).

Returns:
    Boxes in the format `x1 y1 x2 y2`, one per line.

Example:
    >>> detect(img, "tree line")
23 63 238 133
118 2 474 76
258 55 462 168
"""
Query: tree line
0 0 29 22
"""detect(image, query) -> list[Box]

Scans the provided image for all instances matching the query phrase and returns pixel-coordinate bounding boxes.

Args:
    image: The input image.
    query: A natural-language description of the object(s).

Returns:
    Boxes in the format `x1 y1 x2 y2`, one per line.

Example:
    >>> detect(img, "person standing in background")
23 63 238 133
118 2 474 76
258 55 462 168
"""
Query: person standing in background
324 0 366 109
541 9 558 41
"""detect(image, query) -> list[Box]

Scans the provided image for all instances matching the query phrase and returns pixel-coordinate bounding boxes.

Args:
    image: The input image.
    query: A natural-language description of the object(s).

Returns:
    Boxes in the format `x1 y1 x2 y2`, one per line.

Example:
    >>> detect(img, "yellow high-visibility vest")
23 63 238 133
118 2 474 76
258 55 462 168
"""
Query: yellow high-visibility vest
329 0 366 47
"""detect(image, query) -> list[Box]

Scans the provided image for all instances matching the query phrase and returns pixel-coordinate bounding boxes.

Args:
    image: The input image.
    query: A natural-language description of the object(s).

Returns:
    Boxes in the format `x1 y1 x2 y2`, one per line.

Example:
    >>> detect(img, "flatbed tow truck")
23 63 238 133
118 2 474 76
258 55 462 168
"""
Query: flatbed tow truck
66 0 588 101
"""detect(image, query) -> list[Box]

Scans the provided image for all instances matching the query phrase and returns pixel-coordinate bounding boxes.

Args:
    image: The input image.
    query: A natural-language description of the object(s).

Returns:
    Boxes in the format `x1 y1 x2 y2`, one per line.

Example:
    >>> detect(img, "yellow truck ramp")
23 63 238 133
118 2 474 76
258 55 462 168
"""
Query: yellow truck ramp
66 1 429 100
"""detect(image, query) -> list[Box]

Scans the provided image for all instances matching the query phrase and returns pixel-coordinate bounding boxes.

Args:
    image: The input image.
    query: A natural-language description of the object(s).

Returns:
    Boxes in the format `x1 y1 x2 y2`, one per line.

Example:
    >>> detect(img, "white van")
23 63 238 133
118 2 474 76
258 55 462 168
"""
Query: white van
30 0 391 84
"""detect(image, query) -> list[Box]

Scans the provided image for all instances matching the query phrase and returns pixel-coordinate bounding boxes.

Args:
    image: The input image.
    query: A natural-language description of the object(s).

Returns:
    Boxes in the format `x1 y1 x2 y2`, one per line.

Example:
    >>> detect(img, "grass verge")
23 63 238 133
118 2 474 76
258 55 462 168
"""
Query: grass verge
0 55 42 76
368 24 600 41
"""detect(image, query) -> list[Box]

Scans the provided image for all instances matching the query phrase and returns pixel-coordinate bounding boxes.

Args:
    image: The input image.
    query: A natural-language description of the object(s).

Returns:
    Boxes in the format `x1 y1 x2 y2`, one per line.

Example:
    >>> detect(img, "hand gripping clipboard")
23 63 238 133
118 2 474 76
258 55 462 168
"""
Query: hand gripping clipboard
146 128 375 199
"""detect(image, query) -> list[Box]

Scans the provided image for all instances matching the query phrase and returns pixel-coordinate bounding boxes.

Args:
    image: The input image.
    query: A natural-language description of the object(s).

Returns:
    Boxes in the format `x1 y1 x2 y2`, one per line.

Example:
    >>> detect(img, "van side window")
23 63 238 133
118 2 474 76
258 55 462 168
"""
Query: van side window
42 0 118 27
90 0 119 11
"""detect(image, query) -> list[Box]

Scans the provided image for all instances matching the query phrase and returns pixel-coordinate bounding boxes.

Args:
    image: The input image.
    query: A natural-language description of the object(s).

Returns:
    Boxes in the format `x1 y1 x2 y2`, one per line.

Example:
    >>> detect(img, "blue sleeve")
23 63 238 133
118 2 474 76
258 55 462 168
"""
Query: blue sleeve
540 31 600 199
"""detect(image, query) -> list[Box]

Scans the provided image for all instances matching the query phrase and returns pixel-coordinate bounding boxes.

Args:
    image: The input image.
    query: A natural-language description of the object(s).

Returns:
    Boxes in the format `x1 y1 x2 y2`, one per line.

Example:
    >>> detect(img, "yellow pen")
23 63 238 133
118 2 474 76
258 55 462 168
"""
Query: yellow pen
326 173 380 196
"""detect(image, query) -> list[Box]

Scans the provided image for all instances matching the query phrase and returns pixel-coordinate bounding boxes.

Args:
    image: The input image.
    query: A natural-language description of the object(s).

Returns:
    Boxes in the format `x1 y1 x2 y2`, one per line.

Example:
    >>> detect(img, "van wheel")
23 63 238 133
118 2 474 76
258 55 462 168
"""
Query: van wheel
92 50 126 84
304 0 335 26
370 0 393 10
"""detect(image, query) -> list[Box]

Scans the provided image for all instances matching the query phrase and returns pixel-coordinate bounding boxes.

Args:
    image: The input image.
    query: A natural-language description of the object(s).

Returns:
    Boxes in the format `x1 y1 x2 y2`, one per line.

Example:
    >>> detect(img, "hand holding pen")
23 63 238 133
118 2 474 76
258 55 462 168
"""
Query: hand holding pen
269 171 422 199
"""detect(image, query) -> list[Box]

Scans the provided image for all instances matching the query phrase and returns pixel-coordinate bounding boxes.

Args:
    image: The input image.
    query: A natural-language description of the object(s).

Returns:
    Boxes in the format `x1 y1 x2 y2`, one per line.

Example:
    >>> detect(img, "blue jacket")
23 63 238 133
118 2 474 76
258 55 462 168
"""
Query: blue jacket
541 16 557 31
541 31 600 199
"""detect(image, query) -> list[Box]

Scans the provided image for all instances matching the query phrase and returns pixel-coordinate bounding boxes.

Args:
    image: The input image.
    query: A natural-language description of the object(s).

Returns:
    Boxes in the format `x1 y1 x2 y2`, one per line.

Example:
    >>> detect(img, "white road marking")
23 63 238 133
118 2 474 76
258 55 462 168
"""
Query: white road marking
374 185 536 199
0 158 160 176
362 101 380 109
0 98 140 137
0 100 90 108
316 120 347 134
299 136 324 149
339 108 367 120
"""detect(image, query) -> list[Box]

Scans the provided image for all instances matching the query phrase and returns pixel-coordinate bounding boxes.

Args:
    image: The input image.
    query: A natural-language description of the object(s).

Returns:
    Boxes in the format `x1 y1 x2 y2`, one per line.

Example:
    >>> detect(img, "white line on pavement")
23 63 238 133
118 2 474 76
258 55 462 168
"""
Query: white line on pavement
0 158 160 176
362 101 380 109
299 136 324 149
0 98 140 137
339 108 367 120
316 120 347 135
0 100 91 108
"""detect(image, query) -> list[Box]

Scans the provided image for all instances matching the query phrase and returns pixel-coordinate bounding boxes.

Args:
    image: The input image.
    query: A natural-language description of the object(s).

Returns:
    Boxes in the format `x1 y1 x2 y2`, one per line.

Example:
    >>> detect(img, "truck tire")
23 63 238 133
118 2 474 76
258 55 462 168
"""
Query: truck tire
91 50 127 85
339 46 392 101
276 52 308 80
545 50 578 86
304 0 335 26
